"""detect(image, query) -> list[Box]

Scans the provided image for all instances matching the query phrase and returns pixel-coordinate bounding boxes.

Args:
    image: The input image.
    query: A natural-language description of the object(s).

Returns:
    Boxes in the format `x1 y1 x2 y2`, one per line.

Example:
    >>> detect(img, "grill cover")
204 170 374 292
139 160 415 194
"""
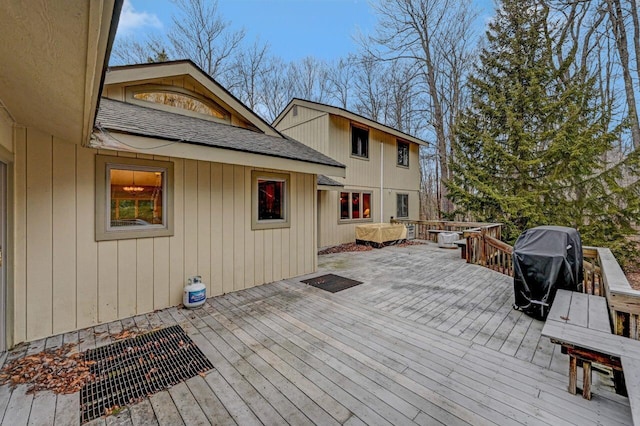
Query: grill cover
512 226 583 319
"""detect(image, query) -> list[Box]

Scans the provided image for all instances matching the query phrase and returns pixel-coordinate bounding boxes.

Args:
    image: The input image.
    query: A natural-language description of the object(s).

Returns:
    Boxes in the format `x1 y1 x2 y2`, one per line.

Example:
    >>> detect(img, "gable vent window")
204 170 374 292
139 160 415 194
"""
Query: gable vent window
126 85 230 123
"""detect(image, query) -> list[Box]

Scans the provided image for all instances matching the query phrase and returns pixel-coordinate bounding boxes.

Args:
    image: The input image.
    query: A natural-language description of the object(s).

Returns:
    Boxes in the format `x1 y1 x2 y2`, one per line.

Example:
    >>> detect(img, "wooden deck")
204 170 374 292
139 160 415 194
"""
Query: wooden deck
0 243 632 425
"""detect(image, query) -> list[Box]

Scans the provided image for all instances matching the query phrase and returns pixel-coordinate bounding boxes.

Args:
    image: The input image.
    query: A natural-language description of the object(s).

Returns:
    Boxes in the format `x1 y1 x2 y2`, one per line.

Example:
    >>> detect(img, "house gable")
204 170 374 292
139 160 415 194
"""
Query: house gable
273 98 429 147
104 61 277 136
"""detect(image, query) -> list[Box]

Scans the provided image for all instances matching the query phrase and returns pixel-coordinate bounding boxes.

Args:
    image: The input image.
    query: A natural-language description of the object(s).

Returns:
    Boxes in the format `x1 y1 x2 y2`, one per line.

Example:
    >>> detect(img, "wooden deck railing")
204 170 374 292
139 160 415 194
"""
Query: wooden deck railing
463 229 640 340
390 219 502 241
598 248 640 339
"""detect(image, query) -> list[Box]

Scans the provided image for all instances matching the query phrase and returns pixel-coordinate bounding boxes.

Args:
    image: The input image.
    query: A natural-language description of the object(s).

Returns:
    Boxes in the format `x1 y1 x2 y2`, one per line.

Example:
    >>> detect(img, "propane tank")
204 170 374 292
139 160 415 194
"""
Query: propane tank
183 276 206 308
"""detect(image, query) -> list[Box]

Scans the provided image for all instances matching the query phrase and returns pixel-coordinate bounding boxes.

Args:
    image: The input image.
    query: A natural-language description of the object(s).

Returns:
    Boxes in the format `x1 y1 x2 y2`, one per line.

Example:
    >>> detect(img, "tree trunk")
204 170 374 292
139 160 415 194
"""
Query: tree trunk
606 0 640 149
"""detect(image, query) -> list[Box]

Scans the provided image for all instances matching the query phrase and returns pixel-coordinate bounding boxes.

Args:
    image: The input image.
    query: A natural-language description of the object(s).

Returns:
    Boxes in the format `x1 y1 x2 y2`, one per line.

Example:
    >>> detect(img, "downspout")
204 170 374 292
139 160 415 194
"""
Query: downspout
380 141 384 223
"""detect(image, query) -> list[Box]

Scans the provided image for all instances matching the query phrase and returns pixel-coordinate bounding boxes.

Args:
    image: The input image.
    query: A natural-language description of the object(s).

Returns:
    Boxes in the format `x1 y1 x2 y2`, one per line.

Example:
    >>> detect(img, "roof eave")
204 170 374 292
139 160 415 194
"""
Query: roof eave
91 130 346 178
275 99 429 147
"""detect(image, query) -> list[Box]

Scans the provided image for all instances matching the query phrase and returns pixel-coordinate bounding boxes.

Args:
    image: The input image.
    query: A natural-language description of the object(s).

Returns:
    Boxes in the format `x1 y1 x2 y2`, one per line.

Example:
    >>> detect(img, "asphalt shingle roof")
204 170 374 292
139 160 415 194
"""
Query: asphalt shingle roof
317 175 343 187
95 98 344 169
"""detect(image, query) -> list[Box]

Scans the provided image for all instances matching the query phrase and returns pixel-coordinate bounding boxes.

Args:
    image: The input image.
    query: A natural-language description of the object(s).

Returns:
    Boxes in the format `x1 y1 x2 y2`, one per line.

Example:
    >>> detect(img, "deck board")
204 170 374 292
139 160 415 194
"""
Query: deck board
0 243 632 425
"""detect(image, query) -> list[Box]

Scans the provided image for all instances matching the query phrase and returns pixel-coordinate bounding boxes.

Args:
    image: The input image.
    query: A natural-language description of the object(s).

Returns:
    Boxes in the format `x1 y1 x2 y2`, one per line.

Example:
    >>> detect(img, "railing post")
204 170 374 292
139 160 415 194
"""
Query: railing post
480 229 487 266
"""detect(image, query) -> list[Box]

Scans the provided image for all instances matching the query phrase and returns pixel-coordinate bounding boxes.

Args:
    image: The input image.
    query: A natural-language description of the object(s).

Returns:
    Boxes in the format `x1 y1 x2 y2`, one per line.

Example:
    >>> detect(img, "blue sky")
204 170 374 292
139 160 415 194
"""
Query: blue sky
118 0 496 62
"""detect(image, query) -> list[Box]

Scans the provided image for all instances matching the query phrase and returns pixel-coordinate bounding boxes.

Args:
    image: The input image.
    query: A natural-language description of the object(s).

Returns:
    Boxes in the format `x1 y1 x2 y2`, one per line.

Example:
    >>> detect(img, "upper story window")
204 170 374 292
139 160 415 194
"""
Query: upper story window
127 85 230 123
397 140 410 167
351 126 369 158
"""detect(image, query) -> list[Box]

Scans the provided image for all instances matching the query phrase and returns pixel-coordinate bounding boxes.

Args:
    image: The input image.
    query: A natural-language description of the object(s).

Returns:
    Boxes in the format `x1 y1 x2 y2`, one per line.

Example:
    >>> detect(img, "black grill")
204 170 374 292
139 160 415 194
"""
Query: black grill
80 325 213 423
302 274 363 293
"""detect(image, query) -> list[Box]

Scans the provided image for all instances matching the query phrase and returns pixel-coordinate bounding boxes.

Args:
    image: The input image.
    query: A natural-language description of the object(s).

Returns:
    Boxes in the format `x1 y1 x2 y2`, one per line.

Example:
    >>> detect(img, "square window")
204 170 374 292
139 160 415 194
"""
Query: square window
397 194 409 218
252 171 290 230
351 126 369 158
96 156 174 241
397 141 409 167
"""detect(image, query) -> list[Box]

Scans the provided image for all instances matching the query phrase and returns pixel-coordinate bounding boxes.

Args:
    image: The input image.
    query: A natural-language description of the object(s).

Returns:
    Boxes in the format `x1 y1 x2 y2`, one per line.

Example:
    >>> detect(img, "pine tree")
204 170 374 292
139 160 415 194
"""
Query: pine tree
448 0 640 262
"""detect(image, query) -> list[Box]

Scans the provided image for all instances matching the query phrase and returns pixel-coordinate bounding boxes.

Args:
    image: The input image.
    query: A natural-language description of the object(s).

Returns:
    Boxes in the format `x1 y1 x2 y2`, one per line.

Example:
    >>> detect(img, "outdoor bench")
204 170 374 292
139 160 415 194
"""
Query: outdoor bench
454 239 467 259
542 289 640 424
426 229 455 241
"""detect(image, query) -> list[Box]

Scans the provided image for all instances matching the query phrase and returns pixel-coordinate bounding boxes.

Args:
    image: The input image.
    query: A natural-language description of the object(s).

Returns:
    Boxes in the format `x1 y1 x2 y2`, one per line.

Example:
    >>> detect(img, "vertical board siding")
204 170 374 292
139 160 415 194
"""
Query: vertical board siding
210 163 223 296
153 237 170 310
52 140 77 333
243 168 255 288
197 161 211 293
25 129 53 339
232 165 244 290
97 241 118 323
117 240 137 317
169 159 185 307
13 131 318 342
136 239 154 314
13 127 27 343
76 147 98 329
221 164 234 294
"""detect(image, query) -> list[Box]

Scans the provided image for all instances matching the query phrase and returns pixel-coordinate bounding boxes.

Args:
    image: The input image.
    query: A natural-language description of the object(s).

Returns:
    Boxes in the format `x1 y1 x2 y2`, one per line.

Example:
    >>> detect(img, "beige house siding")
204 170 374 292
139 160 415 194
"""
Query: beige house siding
0 110 13 153
12 127 317 343
278 110 421 247
272 105 327 135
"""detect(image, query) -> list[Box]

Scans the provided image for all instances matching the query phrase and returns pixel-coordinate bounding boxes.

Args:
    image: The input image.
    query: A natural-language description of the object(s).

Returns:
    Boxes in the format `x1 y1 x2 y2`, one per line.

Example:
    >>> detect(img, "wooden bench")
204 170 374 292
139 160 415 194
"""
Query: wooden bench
426 229 451 241
542 289 640 423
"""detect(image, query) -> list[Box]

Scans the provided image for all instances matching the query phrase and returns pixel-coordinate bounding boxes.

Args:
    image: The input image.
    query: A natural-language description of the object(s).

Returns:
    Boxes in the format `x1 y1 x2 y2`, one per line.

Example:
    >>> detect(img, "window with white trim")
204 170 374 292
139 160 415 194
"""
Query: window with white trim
252 171 290 230
340 191 372 221
397 193 409 218
96 156 174 241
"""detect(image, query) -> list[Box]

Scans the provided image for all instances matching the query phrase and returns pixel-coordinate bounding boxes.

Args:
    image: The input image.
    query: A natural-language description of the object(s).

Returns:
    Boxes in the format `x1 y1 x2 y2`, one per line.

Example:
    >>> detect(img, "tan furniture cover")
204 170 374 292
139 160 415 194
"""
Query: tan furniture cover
355 223 407 244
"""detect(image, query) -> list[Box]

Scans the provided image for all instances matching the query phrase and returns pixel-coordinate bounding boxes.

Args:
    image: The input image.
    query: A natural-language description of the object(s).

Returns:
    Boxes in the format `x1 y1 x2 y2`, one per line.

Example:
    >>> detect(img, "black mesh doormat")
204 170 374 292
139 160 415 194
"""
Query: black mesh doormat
301 274 363 293
80 325 213 422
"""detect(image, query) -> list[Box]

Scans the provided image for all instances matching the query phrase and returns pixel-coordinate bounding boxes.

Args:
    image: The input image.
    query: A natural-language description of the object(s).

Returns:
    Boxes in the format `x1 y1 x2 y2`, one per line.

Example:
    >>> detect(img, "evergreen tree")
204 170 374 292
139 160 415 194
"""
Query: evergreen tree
448 0 640 262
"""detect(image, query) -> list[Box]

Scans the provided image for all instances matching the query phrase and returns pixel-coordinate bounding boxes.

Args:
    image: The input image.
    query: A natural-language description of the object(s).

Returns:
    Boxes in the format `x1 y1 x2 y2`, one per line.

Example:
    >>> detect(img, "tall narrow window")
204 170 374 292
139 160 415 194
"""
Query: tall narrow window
397 194 409 218
252 171 290 230
258 179 284 220
340 192 350 219
351 126 369 158
397 141 409 167
362 193 371 219
96 156 174 241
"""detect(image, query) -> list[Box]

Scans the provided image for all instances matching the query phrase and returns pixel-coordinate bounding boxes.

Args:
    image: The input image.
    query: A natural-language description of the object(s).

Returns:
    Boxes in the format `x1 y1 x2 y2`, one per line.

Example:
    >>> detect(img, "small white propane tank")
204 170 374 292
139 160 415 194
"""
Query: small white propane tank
183 276 206 308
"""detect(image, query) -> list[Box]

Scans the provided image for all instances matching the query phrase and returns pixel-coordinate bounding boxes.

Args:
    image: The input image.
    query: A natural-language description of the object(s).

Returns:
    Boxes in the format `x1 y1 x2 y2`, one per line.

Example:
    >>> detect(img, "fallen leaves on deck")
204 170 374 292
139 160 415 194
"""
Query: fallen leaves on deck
318 240 425 255
0 343 95 394
318 243 373 255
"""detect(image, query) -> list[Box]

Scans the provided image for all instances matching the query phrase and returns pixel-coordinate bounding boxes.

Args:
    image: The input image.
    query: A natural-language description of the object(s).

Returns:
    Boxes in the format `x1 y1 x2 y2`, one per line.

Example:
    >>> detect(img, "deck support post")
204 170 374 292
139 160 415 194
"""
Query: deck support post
569 355 577 395
582 361 592 400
